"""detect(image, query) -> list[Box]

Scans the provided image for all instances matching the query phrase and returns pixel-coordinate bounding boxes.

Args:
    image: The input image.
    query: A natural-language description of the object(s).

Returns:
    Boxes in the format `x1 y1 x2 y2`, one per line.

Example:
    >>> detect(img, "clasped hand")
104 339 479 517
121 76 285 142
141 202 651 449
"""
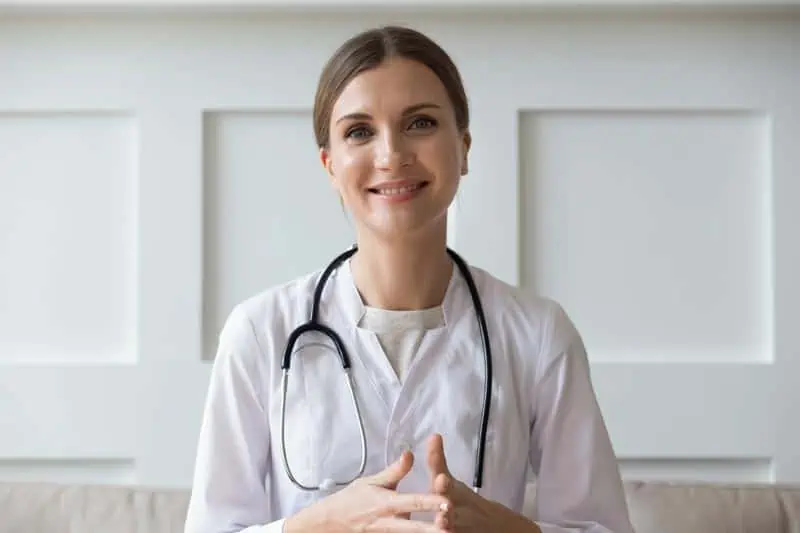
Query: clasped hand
285 433 538 533
426 433 537 533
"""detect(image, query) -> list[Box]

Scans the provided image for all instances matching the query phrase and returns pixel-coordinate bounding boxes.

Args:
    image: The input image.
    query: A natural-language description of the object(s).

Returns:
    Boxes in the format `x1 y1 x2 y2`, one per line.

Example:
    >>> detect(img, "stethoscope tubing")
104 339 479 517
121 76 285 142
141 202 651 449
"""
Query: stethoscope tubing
279 246 492 492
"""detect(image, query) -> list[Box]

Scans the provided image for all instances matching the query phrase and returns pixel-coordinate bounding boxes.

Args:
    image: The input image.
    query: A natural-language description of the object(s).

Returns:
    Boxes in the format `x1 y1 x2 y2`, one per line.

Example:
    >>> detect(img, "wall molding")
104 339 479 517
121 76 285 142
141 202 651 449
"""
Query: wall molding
1 0 798 15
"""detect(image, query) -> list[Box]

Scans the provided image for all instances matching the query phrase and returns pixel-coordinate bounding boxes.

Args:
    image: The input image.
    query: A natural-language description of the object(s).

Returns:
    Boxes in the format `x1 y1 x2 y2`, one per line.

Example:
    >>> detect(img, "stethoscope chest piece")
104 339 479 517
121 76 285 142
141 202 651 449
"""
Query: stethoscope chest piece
318 478 337 493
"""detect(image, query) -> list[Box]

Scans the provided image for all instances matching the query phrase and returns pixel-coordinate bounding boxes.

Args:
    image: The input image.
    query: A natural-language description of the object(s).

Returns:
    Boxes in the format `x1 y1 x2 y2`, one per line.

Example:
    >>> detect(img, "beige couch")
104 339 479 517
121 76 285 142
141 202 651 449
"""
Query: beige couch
1 480 799 533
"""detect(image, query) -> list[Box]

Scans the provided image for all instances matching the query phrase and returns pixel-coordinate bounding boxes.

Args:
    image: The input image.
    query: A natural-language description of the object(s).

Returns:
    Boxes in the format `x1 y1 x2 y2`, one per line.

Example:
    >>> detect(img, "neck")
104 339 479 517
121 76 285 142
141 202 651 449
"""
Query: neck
350 225 453 311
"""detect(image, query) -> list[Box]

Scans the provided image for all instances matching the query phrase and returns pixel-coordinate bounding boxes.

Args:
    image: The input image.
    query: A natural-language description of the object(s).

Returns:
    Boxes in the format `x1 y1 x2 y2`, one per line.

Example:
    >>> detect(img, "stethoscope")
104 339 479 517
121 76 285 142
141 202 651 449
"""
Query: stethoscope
279 246 493 493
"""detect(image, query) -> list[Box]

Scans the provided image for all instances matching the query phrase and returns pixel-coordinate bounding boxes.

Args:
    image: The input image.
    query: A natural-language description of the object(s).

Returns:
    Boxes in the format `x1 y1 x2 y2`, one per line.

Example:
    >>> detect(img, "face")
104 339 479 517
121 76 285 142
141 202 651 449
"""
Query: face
320 57 470 240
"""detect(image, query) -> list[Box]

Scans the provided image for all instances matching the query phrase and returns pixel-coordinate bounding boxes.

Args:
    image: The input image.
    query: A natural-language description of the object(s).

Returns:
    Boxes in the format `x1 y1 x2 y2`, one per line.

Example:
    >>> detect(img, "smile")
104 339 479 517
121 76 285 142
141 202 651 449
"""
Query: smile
369 182 427 196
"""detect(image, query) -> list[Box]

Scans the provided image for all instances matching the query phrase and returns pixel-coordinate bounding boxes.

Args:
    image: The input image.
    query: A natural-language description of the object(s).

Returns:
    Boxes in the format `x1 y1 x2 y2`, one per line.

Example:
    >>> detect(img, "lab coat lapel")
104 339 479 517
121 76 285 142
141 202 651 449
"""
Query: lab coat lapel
388 266 492 490
324 260 396 417
400 260 473 380
392 263 475 405
320 256 481 421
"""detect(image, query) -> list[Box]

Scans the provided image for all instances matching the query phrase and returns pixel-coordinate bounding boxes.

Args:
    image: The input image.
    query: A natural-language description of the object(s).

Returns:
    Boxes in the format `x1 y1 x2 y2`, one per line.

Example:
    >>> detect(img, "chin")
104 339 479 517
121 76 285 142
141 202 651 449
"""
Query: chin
364 216 445 242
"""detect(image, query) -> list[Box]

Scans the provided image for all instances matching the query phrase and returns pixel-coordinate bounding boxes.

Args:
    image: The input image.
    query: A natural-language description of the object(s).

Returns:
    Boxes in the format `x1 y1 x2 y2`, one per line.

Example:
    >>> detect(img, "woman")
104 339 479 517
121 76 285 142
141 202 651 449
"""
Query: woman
184 25 635 533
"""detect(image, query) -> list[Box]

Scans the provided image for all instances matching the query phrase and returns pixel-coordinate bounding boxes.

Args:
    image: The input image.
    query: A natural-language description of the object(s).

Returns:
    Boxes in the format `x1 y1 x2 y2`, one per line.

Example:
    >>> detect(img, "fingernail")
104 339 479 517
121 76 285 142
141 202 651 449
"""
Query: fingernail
439 502 450 512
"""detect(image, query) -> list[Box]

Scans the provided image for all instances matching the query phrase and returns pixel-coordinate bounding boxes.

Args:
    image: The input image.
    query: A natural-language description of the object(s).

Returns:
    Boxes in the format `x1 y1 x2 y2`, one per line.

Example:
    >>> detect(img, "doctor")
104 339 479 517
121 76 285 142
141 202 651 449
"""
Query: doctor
185 25 635 533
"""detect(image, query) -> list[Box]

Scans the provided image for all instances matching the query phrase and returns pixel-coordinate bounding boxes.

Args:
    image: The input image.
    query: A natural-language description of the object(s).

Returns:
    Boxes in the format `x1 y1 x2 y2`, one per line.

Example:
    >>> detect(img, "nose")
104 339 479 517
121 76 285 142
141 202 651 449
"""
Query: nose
374 132 415 170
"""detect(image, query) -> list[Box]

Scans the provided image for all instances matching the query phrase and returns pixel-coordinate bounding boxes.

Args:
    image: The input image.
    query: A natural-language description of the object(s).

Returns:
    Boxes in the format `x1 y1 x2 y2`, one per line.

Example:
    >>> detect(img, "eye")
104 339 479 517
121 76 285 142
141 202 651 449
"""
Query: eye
409 116 438 131
345 125 372 141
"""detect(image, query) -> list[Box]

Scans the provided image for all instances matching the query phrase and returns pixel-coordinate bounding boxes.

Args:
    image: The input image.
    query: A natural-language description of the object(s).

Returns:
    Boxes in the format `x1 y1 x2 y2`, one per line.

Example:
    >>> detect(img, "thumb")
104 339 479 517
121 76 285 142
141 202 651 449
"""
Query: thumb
363 450 414 489
426 433 451 482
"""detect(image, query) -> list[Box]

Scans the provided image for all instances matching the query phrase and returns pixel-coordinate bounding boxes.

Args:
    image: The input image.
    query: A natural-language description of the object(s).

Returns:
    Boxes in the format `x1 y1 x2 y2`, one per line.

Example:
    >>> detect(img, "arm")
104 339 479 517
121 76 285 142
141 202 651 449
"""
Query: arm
527 304 635 533
185 306 452 533
184 305 285 533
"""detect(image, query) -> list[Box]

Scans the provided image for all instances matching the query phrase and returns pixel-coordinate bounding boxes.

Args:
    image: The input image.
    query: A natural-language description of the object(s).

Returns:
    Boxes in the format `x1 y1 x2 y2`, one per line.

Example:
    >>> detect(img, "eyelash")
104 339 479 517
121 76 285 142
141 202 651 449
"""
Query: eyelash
344 116 438 140
410 116 437 129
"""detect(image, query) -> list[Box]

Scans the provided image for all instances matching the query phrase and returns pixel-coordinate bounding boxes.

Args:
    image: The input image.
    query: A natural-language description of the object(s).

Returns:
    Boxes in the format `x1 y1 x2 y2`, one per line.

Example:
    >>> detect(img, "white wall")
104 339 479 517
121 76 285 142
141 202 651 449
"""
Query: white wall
1 3 799 488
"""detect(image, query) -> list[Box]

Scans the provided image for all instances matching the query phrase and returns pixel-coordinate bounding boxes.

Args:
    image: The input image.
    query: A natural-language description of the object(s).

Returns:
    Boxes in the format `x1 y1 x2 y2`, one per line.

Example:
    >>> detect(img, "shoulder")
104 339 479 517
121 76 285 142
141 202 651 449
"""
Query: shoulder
467 264 582 361
211 269 326 381
208 269 326 402
466 265 589 404
217 269 322 350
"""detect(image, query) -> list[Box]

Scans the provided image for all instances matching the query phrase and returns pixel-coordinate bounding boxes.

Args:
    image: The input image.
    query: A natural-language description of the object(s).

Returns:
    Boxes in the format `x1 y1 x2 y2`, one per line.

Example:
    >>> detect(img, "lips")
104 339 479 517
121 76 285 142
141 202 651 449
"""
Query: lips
368 182 428 196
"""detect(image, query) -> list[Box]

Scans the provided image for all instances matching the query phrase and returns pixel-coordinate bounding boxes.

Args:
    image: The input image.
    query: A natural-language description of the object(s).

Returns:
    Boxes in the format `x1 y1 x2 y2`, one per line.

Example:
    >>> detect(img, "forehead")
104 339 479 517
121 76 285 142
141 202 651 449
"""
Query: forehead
331 57 452 118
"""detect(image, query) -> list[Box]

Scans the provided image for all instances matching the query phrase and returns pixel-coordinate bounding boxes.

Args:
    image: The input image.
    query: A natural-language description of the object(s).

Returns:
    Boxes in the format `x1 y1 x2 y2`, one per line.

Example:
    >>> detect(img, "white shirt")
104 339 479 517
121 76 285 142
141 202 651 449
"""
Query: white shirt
359 305 445 381
184 257 635 533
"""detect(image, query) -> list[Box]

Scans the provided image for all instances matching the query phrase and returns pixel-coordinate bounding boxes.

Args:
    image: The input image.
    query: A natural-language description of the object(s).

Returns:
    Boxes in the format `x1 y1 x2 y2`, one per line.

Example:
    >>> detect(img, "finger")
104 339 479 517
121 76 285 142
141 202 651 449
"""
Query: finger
435 506 468 530
431 474 456 526
433 472 453 495
426 434 451 481
386 492 452 516
368 516 449 532
433 504 455 531
434 471 468 516
364 450 414 488
434 511 450 531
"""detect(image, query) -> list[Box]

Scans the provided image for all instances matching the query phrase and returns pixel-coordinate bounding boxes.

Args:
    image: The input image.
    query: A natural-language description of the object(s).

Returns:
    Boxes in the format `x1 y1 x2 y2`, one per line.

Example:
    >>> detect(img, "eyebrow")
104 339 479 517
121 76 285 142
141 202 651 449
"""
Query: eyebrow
335 102 442 125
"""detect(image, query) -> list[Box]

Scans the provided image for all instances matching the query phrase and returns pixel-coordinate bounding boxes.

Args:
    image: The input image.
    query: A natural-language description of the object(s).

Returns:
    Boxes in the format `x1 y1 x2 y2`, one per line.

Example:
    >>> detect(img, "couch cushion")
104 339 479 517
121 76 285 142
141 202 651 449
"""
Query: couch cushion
0 482 190 533
625 481 800 533
2 480 800 533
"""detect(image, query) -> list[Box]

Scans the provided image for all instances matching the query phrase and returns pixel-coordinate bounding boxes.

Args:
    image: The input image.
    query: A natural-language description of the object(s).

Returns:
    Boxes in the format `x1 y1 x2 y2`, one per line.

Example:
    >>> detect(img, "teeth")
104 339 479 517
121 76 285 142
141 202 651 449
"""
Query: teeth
374 183 422 195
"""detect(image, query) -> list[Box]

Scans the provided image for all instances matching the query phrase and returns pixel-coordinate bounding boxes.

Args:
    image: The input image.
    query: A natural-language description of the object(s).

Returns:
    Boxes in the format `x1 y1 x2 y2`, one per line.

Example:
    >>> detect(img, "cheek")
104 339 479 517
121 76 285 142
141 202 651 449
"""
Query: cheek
421 137 463 175
332 149 373 190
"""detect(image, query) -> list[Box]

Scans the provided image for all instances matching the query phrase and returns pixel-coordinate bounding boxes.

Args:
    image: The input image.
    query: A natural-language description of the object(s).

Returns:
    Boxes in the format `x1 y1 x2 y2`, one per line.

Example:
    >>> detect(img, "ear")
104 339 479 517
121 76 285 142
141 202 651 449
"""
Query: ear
460 130 472 176
319 146 337 187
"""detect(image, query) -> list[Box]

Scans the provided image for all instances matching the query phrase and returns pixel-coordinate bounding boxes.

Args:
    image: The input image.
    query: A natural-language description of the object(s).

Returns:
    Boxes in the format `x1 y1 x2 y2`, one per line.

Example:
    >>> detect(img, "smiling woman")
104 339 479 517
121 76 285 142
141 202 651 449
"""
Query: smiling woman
314 29 470 300
184 25 635 533
318 50 469 310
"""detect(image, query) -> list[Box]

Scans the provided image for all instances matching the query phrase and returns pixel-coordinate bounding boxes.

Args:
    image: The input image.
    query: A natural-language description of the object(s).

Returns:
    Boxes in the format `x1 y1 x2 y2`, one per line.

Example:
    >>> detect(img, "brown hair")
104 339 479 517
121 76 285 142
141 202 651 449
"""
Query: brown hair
313 25 470 149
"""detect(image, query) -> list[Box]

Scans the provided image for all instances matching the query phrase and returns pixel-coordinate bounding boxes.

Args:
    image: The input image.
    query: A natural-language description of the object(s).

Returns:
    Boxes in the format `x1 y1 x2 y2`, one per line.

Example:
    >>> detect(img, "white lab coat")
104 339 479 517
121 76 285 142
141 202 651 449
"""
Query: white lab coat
184 257 635 533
